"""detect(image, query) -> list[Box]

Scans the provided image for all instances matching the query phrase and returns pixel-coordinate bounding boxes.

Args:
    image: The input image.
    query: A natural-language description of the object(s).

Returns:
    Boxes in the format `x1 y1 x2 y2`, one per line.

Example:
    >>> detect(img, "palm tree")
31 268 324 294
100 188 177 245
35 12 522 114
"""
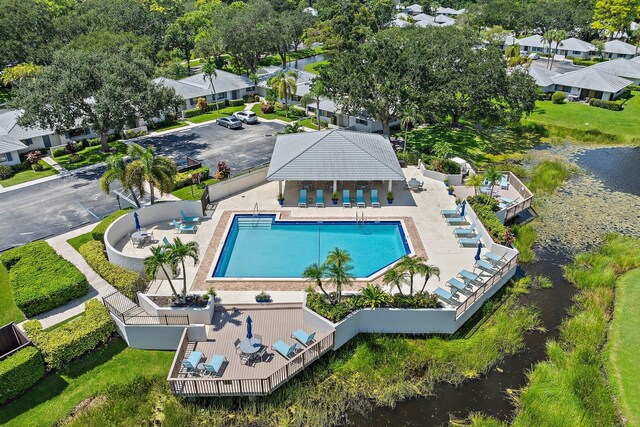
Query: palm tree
383 267 405 295
550 30 568 70
400 104 423 153
302 262 333 302
465 174 484 196
269 70 298 118
284 123 303 133
543 30 555 69
125 143 177 204
418 264 441 293
168 237 200 299
308 80 325 130
144 246 181 301
396 256 428 296
325 248 354 302
100 154 141 207
483 167 502 202
201 58 219 113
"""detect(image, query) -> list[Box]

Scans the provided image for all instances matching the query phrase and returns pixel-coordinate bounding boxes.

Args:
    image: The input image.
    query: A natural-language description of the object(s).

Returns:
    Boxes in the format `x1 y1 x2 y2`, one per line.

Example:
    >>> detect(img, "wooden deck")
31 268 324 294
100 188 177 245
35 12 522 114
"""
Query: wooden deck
168 306 335 396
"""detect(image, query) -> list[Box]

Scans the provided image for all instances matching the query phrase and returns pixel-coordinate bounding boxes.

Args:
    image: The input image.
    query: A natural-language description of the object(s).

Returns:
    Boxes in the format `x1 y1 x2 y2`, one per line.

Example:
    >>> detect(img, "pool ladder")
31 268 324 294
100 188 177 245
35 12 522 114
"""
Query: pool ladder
356 212 365 229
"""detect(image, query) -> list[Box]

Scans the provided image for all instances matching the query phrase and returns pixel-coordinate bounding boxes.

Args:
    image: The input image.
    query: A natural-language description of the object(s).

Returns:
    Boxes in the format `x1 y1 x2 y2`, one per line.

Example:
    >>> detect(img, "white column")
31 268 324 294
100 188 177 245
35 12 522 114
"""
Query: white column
388 180 393 192
333 180 337 193
279 180 283 195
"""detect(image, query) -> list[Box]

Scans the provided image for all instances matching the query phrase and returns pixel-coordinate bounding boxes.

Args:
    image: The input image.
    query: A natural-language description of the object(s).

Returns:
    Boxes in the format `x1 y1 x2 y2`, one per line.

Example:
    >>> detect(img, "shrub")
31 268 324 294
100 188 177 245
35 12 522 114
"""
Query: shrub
588 98 623 111
172 166 210 189
23 299 115 370
255 291 271 302
551 91 565 104
228 99 245 107
52 146 67 157
182 108 204 118
396 151 419 165
260 103 274 113
467 193 499 211
25 150 41 164
0 164 14 179
123 130 148 139
215 161 231 180
11 161 30 173
79 241 147 299
0 346 45 405
196 97 208 111
91 209 132 243
627 84 640 92
0 241 89 317
468 201 513 245
65 141 81 154
67 154 82 163
31 162 44 172
81 137 103 148
166 112 177 122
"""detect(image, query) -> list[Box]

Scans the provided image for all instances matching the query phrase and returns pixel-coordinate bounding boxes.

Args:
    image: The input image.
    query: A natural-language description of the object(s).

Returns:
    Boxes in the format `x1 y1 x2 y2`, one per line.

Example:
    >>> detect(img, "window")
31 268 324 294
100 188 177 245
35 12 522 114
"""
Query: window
0 153 7 162
217 92 226 99
356 118 368 125
573 51 581 55
189 98 196 106
556 85 571 92
24 138 33 145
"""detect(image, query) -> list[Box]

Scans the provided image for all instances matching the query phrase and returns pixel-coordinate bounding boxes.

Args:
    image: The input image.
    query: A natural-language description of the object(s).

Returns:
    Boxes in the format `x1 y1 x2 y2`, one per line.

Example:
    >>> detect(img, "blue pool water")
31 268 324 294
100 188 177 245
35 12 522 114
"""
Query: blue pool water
213 215 410 278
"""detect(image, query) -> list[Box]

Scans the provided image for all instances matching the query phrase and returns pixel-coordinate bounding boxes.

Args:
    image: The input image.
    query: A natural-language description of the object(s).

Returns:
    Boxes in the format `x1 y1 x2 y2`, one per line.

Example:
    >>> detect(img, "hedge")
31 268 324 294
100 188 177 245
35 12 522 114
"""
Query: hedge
91 209 132 243
228 99 245 107
182 100 226 118
0 242 89 317
23 299 115 370
173 166 210 190
0 346 45 405
469 201 513 245
589 98 624 111
551 91 565 104
79 241 147 300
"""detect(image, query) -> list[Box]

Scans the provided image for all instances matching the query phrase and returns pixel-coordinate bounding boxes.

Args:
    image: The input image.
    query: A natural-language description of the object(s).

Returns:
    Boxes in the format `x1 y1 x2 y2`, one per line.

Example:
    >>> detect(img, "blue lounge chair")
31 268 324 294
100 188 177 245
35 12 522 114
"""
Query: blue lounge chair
298 189 307 208
447 278 468 292
291 329 316 346
343 190 351 208
163 237 171 246
272 340 300 359
316 189 324 207
446 216 465 225
484 252 506 265
181 351 202 375
203 355 226 376
475 259 497 273
459 235 481 246
434 287 458 304
453 223 476 237
180 210 200 223
356 190 365 208
371 190 380 208
441 204 461 217
501 174 509 190
459 269 481 284
171 219 197 234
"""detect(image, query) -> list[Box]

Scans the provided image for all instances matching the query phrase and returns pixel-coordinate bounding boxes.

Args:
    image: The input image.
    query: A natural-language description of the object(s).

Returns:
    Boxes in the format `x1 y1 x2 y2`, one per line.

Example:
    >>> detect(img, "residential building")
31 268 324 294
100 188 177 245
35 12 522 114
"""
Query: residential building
515 35 546 54
413 13 435 22
404 3 423 15
433 7 465 16
527 66 559 93
591 58 640 84
434 15 456 26
550 67 632 100
602 40 638 59
555 37 596 58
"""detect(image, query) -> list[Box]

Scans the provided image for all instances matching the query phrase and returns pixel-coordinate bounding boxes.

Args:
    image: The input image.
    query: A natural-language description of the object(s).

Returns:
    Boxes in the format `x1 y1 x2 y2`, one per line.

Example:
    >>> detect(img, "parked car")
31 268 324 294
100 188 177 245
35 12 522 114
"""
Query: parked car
233 111 259 124
528 53 540 60
217 116 243 129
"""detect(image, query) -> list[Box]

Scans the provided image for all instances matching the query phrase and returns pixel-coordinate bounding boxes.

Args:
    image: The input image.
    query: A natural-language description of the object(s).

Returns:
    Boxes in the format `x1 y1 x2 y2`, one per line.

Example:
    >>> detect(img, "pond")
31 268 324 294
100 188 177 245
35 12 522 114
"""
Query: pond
287 53 332 71
574 146 640 197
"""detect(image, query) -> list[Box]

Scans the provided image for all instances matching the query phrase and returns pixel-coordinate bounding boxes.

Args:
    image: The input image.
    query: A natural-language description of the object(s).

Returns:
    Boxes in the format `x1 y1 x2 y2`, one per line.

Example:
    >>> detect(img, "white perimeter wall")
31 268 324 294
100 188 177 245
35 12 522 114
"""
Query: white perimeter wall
418 160 464 185
112 314 207 350
207 166 268 202
139 293 215 324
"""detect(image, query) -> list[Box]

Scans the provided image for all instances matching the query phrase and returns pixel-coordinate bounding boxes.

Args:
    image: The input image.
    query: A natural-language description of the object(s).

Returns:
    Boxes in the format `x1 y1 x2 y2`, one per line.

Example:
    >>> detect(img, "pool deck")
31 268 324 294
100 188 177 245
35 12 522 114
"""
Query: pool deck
145 166 485 306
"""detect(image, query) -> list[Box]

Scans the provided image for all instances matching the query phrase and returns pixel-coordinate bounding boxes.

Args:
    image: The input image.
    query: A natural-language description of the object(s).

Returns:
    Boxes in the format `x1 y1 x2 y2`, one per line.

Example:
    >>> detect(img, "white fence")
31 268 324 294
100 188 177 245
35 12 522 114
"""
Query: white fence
418 160 463 186
138 293 215 325
113 315 208 350
208 166 269 202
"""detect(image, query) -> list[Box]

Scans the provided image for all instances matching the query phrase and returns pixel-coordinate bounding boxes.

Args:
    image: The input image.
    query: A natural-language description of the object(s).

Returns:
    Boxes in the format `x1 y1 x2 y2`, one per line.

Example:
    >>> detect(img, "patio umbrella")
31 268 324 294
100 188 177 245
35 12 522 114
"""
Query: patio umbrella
133 212 141 231
460 199 466 217
474 241 482 262
246 316 253 339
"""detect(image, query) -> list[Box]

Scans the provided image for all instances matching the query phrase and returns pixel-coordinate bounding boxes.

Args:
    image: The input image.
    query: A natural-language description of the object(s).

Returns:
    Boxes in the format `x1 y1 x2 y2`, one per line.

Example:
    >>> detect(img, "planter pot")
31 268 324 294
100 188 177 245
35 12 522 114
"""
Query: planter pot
332 199 338 205
387 198 394 204
448 191 454 195
278 199 284 206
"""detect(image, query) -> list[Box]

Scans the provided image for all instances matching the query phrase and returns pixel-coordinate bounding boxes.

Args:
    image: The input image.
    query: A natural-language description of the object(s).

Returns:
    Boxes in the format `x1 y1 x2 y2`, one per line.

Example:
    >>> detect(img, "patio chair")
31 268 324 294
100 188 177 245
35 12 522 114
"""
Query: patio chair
233 338 242 354
356 190 365 208
298 189 307 208
441 204 461 217
163 237 171 246
501 174 509 190
371 189 380 208
316 189 324 207
343 190 351 208
180 210 200 223
239 353 252 365
181 351 203 375
291 329 316 346
484 252 506 265
253 334 263 343
475 259 498 274
453 223 476 237
272 340 301 359
459 235 481 247
434 287 459 304
447 278 469 293
459 269 481 284
445 216 465 225
171 219 197 234
203 355 226 377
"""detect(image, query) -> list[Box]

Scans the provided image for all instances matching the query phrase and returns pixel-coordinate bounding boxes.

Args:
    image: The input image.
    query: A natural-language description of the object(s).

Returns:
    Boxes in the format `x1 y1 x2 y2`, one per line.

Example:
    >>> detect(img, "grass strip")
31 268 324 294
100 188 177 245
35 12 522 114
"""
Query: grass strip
0 161 57 187
0 263 25 325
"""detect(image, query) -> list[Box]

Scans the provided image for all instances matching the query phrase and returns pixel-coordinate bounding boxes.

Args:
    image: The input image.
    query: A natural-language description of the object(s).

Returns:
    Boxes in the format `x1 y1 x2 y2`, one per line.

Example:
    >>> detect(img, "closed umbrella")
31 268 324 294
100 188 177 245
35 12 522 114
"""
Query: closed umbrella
246 316 253 339
460 199 466 217
474 241 482 261
134 212 141 231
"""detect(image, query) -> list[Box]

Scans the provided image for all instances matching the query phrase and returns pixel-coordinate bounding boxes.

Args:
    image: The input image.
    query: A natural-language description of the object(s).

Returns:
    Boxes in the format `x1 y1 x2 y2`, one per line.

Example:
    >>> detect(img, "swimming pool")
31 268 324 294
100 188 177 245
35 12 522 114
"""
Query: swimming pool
213 215 411 278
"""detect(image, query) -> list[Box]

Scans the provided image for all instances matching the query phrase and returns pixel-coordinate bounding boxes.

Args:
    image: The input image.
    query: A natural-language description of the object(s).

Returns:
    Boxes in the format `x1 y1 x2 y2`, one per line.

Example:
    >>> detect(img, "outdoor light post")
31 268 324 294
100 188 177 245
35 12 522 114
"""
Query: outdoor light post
115 194 121 210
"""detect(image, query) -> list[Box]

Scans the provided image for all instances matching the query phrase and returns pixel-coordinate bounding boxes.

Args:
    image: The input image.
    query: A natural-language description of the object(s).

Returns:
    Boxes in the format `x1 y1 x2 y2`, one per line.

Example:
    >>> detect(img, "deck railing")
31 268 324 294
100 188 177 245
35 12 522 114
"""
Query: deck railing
103 291 189 326
497 172 534 222
167 329 335 397
454 254 518 319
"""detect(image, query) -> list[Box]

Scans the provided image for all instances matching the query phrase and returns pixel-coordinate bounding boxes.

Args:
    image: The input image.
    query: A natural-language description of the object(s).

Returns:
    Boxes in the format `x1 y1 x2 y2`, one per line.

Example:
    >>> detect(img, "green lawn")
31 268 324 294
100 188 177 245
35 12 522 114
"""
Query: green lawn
66 232 95 252
0 263 25 325
303 59 330 74
0 338 173 427
0 160 57 187
606 268 640 426
186 106 245 124
150 120 188 132
297 117 323 130
171 178 217 200
250 104 304 122
54 141 128 170
527 91 640 144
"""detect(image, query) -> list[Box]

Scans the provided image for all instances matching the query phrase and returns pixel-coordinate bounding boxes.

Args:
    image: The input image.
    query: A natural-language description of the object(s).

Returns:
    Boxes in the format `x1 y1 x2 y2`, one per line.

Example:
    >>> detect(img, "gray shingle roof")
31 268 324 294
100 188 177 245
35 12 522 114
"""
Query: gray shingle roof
0 109 54 142
550 68 633 93
604 40 638 56
560 37 595 53
528 66 559 87
592 58 640 80
154 69 253 100
267 130 404 181
517 35 545 49
0 135 26 154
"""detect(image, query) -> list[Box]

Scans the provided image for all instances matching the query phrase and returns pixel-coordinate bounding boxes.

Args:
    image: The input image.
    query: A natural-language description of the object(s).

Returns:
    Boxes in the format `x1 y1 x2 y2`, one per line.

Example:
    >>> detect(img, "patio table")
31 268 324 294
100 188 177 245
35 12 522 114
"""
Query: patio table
131 230 150 247
238 337 262 355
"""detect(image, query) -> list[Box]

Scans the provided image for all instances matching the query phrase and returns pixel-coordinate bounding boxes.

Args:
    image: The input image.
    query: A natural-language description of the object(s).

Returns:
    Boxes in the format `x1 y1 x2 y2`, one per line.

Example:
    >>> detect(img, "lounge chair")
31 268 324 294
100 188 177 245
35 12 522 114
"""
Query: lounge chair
445 216 465 225
203 355 226 376
298 189 307 208
272 340 301 359
233 338 241 354
371 189 380 208
453 223 476 237
316 189 324 207
291 329 316 346
475 259 498 273
180 210 200 223
343 190 351 208
484 252 506 265
181 351 203 375
171 219 197 234
459 269 481 284
459 235 481 247
434 287 458 304
441 204 461 217
356 190 365 208
447 278 468 292
501 174 509 190
163 237 171 246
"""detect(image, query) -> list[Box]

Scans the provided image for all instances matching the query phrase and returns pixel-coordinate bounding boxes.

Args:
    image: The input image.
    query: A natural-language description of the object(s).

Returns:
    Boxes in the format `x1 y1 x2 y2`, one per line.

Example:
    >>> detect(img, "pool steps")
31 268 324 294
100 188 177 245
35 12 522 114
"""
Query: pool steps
237 218 273 229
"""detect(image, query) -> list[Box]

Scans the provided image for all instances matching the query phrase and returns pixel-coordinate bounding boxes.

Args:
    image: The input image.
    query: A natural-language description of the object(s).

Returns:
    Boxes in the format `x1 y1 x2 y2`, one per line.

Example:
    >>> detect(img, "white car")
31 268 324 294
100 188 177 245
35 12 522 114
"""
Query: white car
233 111 259 124
528 53 540 60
